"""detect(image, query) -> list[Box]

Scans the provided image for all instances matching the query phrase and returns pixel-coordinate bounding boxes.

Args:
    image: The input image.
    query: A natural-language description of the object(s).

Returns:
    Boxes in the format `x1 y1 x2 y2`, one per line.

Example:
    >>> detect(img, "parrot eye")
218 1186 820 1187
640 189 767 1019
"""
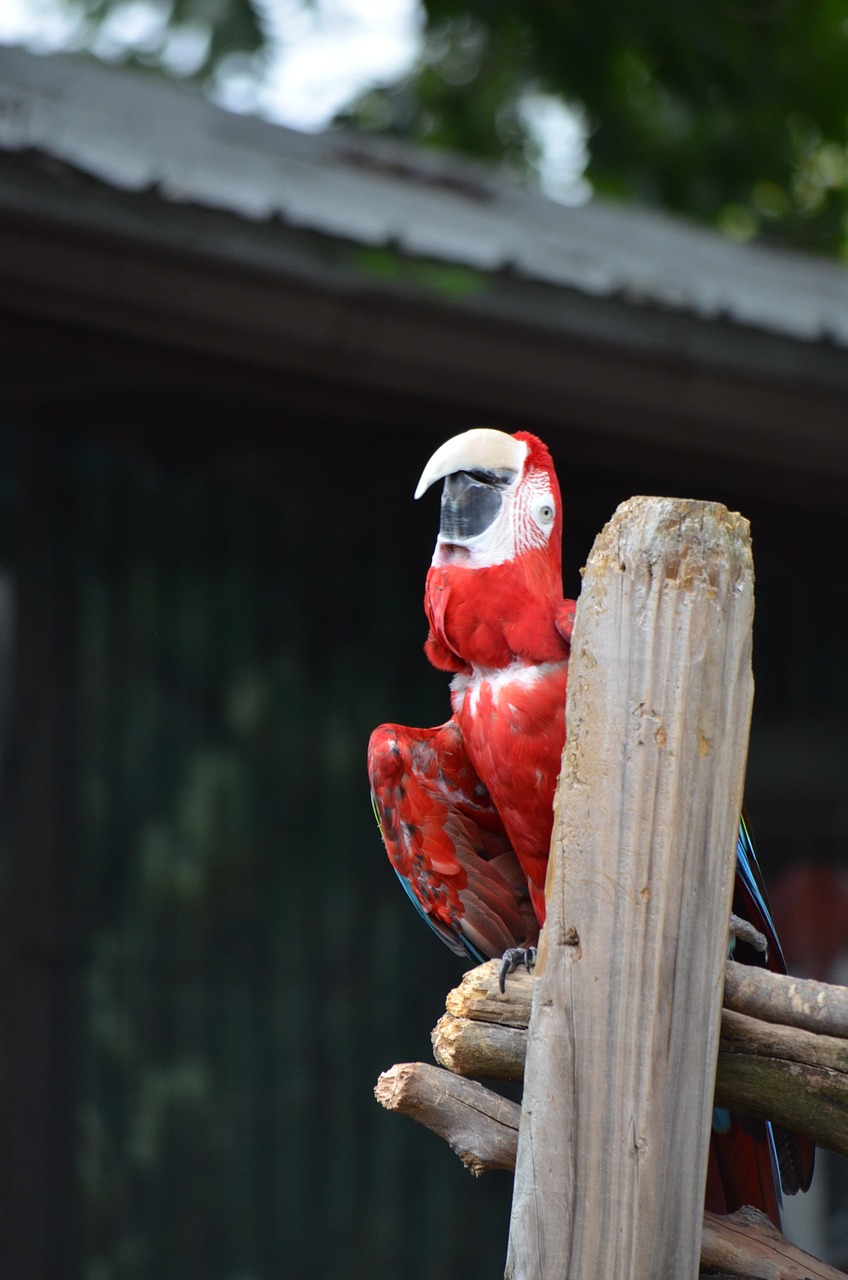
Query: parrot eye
537 503 555 525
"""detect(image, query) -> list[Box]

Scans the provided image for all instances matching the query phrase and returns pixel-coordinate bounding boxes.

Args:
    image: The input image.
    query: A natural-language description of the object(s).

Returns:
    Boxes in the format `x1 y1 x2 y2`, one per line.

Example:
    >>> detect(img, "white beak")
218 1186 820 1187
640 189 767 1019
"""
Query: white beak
414 428 527 500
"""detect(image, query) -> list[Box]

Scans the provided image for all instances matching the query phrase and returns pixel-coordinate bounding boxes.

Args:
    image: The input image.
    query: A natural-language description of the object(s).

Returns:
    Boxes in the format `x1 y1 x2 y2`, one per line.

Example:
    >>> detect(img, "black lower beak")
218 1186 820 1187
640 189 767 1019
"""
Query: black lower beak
439 471 505 541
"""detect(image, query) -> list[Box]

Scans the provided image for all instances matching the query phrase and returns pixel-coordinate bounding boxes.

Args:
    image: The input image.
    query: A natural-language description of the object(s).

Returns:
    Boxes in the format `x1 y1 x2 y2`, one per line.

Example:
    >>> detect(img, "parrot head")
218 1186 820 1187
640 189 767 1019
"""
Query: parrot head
414 428 563 574
414 427 568 670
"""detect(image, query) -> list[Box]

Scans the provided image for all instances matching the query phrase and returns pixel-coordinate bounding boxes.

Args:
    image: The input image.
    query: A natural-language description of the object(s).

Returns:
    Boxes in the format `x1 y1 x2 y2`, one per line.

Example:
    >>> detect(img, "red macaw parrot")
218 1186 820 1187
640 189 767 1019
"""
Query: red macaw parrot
368 426 813 1225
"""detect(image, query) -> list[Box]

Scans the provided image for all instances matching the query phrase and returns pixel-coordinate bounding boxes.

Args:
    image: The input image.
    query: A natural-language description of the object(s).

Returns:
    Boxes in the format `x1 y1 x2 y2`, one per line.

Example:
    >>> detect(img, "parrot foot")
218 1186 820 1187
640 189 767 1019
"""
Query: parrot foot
498 946 537 993
729 912 768 958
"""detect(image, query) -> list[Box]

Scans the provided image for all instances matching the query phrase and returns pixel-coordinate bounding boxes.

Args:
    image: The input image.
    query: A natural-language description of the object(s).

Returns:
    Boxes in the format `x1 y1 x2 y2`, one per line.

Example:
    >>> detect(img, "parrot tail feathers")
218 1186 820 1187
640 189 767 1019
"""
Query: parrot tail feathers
709 1116 782 1229
773 1125 816 1197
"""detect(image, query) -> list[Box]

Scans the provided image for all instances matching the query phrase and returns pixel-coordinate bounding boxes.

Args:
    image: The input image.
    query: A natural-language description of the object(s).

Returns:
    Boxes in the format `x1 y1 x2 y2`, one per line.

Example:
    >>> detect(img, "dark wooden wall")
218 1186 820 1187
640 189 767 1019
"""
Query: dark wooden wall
1 313 846 1277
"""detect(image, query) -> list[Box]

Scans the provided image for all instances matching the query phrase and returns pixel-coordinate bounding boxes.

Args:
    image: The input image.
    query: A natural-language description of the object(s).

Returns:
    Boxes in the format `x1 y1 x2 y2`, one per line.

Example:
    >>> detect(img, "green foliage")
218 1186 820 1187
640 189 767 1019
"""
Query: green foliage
355 246 490 299
53 0 265 81
345 1 848 259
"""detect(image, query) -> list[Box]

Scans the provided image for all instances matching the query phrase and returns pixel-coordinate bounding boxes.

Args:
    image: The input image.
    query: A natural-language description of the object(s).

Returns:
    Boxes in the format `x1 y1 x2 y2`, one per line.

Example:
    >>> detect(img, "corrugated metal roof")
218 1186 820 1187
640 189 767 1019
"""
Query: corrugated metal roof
2 43 848 349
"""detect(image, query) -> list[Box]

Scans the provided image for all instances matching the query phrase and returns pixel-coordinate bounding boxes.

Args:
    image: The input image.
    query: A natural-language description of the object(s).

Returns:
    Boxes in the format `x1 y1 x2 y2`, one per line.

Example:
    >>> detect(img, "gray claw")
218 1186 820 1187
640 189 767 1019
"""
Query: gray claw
498 945 537 993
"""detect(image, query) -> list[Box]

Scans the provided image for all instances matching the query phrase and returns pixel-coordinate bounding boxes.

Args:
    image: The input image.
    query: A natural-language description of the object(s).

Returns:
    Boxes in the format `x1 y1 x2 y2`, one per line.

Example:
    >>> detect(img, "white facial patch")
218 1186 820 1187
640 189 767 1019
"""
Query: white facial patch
433 466 556 570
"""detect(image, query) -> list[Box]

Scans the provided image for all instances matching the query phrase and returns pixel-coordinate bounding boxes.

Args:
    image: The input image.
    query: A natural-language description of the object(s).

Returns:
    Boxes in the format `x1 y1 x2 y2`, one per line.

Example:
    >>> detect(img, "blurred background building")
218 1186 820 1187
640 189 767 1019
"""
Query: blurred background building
1 32 847 1279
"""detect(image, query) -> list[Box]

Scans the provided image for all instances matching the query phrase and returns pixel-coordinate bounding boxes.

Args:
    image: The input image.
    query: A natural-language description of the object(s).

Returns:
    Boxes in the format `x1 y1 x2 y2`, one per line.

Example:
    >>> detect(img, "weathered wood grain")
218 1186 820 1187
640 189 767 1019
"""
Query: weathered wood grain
432 1011 528 1081
725 959 848 1037
374 1061 519 1176
716 1009 848 1155
701 1207 845 1279
441 957 848 1041
505 497 755 1280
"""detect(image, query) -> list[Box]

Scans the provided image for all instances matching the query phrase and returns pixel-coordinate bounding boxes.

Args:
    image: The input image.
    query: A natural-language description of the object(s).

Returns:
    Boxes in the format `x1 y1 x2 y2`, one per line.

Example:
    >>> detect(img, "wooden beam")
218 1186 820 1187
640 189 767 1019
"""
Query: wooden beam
505 497 755 1280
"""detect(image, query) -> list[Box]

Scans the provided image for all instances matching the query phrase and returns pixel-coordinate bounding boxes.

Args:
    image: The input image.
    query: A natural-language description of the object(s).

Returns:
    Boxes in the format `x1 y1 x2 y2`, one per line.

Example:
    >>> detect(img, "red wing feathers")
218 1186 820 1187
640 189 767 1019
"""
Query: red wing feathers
555 599 576 644
367 719 537 962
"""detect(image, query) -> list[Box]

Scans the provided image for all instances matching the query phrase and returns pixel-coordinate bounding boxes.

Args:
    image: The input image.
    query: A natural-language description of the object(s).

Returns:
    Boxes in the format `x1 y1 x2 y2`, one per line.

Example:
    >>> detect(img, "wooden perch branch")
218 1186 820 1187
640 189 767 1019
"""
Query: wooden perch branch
375 1062 844 1279
374 1061 519 1176
717 1009 848 1156
700 1208 843 1280
429 959 848 1159
444 959 848 1041
725 959 848 1036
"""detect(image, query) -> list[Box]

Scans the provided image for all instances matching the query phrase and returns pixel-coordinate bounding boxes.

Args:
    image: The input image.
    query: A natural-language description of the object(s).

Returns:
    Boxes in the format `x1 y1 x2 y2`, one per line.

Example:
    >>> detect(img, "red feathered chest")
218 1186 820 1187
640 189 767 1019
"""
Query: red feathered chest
450 657 568 921
424 556 568 670
423 555 571 921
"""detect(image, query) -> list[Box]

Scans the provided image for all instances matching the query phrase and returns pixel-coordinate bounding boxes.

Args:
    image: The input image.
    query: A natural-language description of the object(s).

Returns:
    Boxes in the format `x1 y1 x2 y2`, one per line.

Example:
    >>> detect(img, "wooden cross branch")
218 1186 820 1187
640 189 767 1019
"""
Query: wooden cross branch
376 956 848 1279
427 960 848 1156
375 1062 843 1280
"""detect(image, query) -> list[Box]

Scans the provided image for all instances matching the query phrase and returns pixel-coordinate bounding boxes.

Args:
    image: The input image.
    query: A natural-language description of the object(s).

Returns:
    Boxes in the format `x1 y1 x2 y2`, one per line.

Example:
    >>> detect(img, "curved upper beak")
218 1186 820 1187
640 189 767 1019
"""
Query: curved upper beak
414 428 527 500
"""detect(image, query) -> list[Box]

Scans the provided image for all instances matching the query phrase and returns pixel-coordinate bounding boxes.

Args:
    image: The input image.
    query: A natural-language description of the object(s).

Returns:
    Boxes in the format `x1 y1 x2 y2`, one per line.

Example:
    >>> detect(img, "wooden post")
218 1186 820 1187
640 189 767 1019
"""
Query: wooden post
505 497 755 1280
